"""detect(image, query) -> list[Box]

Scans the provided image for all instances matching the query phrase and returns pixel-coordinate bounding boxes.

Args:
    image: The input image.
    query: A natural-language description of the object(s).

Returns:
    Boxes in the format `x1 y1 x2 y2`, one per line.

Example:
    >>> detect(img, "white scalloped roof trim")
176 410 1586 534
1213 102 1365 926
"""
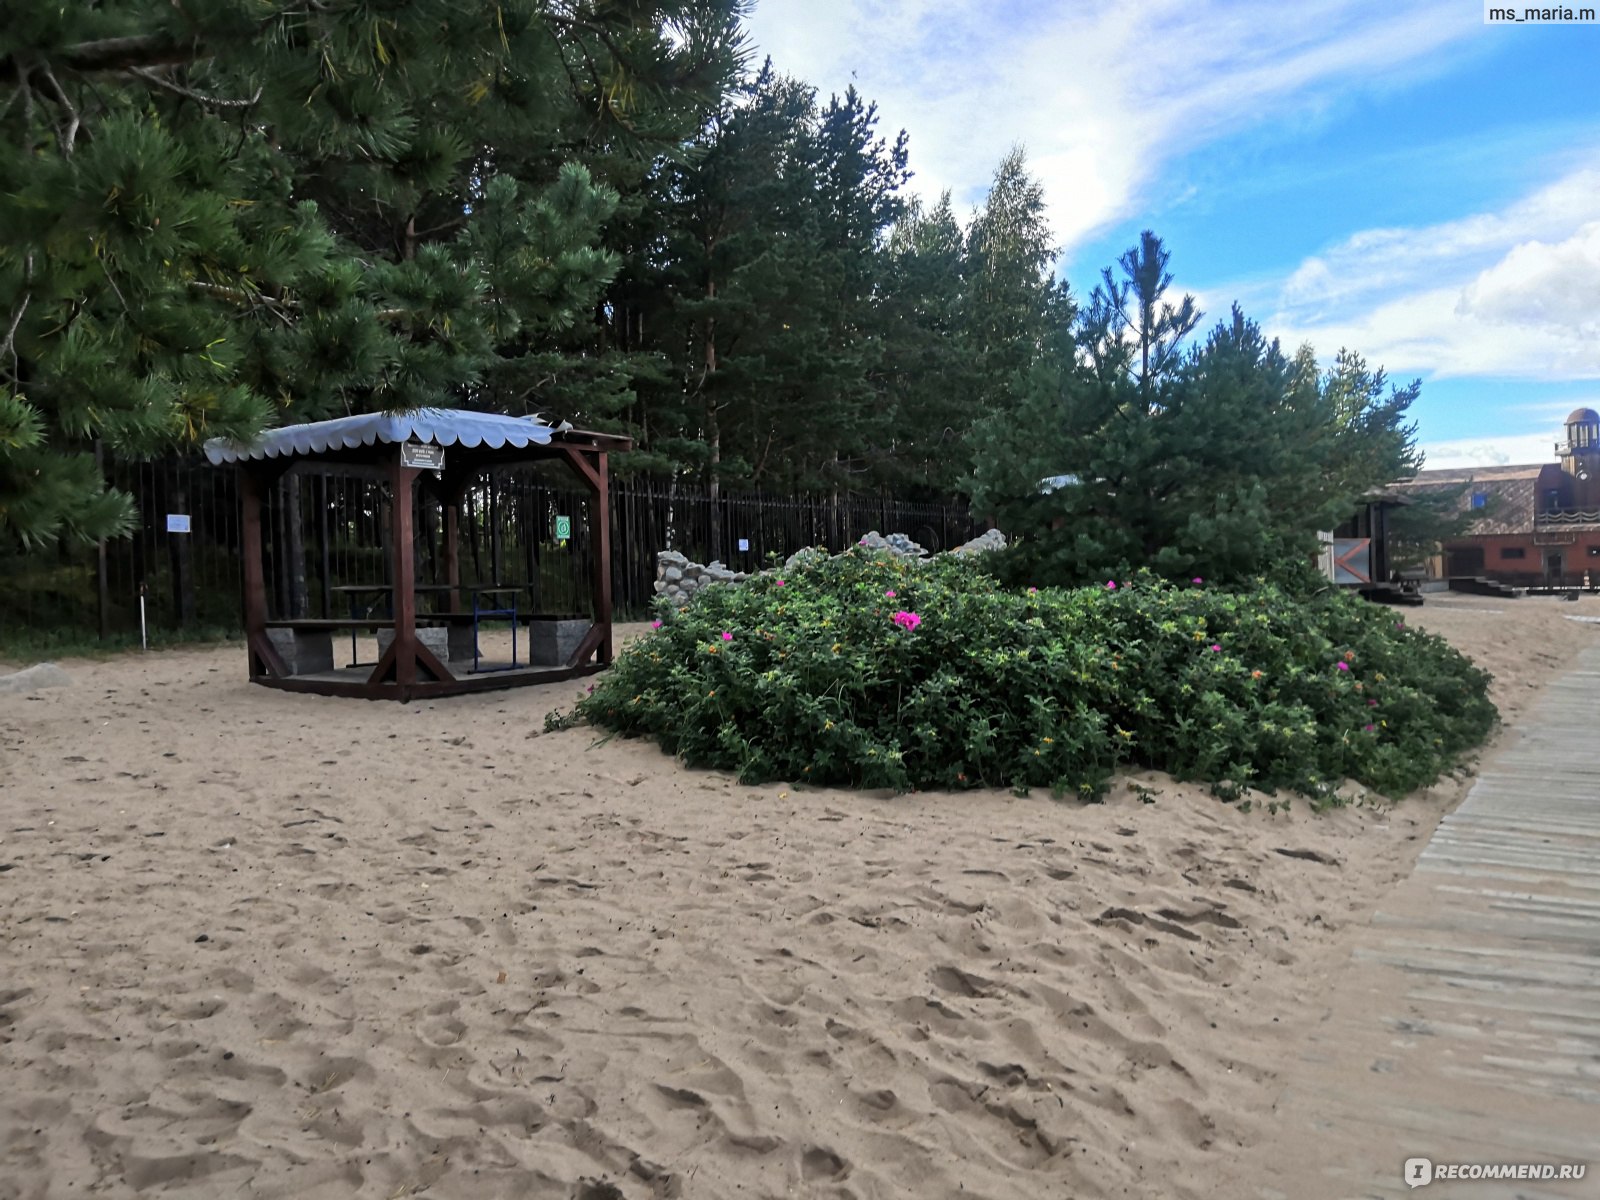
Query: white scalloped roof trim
204 408 557 464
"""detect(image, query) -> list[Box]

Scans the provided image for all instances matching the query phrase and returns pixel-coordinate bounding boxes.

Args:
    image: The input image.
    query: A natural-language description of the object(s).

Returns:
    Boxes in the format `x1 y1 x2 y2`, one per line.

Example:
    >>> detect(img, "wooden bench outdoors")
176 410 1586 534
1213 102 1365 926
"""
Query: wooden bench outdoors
263 618 395 629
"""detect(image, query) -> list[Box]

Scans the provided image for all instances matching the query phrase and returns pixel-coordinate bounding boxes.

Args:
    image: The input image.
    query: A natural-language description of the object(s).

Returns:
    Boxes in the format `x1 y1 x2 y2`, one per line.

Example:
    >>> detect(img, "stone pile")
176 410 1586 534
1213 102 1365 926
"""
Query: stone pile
653 528 1007 608
653 550 750 607
855 530 928 557
951 528 1007 556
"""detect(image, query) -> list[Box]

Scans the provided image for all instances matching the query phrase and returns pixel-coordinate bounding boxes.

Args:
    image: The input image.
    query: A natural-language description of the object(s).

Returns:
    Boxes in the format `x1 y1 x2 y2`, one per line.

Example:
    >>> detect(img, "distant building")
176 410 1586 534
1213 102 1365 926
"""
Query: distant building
1398 407 1600 587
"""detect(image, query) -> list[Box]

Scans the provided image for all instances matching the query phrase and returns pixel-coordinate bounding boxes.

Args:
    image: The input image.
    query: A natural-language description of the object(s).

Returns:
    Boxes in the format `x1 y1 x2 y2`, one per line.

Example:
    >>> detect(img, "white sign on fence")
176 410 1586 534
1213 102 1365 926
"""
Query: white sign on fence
166 514 191 534
737 538 750 551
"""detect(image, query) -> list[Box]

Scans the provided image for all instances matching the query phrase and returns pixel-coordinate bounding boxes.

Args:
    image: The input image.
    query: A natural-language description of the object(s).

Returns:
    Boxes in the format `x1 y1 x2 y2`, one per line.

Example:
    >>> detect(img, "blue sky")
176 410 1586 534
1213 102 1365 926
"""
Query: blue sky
744 0 1600 469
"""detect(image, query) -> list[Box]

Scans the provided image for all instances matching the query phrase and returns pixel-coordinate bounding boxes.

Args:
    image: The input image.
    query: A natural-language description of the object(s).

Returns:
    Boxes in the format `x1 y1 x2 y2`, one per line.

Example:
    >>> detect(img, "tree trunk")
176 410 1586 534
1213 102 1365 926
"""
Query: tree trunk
168 478 196 628
704 278 721 561
94 442 110 640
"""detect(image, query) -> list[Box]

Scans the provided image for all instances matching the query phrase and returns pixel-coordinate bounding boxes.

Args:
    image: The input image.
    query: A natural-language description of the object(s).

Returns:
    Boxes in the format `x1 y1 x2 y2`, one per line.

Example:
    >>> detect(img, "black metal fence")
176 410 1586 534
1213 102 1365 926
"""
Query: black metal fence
0 454 980 641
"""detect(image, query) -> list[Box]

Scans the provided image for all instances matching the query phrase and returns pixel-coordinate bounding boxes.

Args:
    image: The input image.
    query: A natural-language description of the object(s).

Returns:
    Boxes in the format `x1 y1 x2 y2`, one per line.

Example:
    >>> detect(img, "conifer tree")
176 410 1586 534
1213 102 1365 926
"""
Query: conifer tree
0 0 741 547
972 232 1423 585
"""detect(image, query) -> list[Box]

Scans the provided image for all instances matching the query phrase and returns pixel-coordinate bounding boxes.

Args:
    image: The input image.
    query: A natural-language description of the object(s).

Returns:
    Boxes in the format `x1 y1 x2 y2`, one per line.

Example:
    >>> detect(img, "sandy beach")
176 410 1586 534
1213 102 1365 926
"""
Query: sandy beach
1 593 1594 1199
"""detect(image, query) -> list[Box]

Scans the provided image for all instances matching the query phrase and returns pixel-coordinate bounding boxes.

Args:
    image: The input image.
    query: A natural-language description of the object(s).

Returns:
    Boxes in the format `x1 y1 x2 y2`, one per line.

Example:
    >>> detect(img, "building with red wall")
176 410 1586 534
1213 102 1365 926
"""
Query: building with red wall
1400 408 1600 588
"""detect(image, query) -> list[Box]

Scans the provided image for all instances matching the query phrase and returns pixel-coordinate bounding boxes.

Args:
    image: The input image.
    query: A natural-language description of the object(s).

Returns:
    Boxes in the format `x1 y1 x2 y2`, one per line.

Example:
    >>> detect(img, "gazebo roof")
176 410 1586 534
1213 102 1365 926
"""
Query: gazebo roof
204 407 576 465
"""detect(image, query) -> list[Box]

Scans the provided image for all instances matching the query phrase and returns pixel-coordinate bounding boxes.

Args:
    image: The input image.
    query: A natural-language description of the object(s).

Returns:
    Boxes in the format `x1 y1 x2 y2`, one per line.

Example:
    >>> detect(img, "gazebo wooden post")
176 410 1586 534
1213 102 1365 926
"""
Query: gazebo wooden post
239 463 288 679
390 448 420 690
557 445 614 666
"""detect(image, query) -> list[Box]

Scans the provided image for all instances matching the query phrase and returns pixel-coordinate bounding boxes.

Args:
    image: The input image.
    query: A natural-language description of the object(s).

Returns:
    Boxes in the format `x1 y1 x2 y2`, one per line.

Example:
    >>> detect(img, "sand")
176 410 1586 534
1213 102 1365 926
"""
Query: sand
0 594 1593 1199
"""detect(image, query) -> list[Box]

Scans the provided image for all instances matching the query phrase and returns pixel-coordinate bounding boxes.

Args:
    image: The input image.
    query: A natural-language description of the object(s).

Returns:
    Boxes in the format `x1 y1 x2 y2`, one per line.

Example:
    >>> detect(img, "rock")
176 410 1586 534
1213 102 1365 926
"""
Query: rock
663 566 683 582
784 547 828 571
857 530 927 558
952 528 1007 556
0 663 72 695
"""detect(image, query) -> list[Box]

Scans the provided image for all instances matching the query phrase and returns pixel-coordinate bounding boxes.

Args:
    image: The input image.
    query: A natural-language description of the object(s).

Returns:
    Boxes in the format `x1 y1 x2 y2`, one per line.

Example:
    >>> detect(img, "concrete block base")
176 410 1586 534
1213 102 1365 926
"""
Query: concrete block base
265 628 335 676
528 618 591 667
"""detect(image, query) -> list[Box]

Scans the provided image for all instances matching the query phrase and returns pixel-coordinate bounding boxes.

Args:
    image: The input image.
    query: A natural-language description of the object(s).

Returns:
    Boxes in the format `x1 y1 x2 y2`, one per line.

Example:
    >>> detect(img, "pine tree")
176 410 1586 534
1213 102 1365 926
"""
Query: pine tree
628 63 913 509
972 232 1423 585
0 0 741 548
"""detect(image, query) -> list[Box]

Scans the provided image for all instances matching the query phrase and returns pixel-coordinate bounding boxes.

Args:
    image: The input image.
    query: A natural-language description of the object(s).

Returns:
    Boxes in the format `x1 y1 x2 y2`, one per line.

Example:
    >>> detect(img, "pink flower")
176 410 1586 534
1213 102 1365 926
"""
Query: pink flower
1192 577 1204 585
721 631 733 641
1336 661 1350 672
1367 698 1378 707
1028 586 1038 594
885 589 897 598
650 619 662 630
776 579 786 587
1209 643 1221 652
891 610 922 631
1106 580 1117 590
1364 723 1376 732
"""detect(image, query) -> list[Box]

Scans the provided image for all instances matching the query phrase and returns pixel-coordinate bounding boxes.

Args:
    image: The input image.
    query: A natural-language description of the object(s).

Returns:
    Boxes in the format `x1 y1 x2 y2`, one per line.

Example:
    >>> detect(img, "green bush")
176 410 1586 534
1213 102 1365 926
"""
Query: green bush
557 550 1496 800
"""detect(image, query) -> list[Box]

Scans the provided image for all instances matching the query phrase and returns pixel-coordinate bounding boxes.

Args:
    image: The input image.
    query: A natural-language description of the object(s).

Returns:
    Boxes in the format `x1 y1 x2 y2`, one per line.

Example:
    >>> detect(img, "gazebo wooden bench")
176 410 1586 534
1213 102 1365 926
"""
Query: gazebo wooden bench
205 408 630 701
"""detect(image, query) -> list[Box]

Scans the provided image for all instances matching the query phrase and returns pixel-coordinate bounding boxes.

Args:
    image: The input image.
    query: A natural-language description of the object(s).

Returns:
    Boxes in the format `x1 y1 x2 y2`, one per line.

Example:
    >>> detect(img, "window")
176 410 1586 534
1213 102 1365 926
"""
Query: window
1588 546 1600 558
1502 547 1526 560
1471 492 1489 509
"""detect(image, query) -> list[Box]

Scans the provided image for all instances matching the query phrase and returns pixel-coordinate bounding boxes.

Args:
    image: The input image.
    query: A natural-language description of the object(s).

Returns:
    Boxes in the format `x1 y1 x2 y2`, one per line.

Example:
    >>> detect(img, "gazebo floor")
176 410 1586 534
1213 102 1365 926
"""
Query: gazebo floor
253 659 604 702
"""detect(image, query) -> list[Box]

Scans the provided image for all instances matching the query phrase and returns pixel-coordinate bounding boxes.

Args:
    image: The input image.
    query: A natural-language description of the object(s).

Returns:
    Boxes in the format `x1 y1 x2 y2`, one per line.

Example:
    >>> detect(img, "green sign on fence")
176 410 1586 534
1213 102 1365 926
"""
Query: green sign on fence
554 515 571 541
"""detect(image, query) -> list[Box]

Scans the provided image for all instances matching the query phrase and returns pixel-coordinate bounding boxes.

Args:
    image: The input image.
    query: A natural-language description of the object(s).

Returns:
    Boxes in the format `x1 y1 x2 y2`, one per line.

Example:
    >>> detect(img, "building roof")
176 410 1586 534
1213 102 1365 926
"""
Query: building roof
1396 464 1544 487
203 407 606 465
1568 407 1600 425
1394 465 1542 536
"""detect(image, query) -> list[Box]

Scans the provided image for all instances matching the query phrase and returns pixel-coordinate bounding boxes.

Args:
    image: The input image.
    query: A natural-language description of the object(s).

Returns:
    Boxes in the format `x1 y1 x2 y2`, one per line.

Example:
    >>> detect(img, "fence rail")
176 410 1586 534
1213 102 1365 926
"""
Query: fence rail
0 454 980 641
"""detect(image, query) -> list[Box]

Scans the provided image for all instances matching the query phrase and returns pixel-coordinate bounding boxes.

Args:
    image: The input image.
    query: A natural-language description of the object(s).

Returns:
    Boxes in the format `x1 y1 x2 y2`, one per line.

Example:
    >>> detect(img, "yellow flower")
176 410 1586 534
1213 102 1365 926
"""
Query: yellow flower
1042 736 1053 744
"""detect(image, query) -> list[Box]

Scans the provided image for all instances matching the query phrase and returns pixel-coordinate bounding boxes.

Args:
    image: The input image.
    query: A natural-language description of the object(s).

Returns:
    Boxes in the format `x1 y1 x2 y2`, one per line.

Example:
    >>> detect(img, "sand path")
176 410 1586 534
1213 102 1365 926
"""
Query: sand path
1224 638 1600 1200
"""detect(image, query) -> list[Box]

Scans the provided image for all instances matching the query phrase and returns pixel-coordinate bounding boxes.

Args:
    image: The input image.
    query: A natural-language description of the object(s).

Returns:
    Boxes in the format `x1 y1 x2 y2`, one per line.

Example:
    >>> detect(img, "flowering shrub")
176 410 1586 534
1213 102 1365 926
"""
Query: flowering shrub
553 552 1496 800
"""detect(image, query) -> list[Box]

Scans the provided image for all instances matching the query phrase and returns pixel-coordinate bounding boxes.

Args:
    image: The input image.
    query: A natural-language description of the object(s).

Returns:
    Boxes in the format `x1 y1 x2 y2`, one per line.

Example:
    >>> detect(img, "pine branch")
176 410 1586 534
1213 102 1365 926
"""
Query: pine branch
1 34 204 81
0 292 29 372
38 66 81 155
187 280 408 323
129 67 262 110
1 253 34 376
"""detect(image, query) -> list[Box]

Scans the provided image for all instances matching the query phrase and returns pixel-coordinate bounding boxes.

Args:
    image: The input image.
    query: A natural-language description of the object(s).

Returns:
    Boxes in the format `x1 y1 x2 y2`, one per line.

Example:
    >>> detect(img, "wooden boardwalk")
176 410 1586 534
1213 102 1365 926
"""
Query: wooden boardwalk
1236 649 1600 1199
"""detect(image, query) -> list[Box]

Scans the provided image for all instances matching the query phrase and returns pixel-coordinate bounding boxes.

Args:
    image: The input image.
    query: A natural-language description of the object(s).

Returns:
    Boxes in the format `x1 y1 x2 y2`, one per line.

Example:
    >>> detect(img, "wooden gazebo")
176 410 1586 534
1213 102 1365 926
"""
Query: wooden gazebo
205 408 630 701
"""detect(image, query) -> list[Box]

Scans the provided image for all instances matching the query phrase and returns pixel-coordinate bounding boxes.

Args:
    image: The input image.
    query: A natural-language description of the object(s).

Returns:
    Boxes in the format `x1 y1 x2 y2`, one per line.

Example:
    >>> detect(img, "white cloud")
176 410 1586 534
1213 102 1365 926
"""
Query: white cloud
1260 160 1600 381
743 0 1481 251
1417 432 1560 471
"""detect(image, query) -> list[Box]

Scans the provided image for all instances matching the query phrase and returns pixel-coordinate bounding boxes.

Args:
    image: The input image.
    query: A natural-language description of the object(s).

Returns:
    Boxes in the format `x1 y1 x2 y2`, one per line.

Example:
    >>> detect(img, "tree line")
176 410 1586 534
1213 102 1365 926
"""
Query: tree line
2 0 1422 586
